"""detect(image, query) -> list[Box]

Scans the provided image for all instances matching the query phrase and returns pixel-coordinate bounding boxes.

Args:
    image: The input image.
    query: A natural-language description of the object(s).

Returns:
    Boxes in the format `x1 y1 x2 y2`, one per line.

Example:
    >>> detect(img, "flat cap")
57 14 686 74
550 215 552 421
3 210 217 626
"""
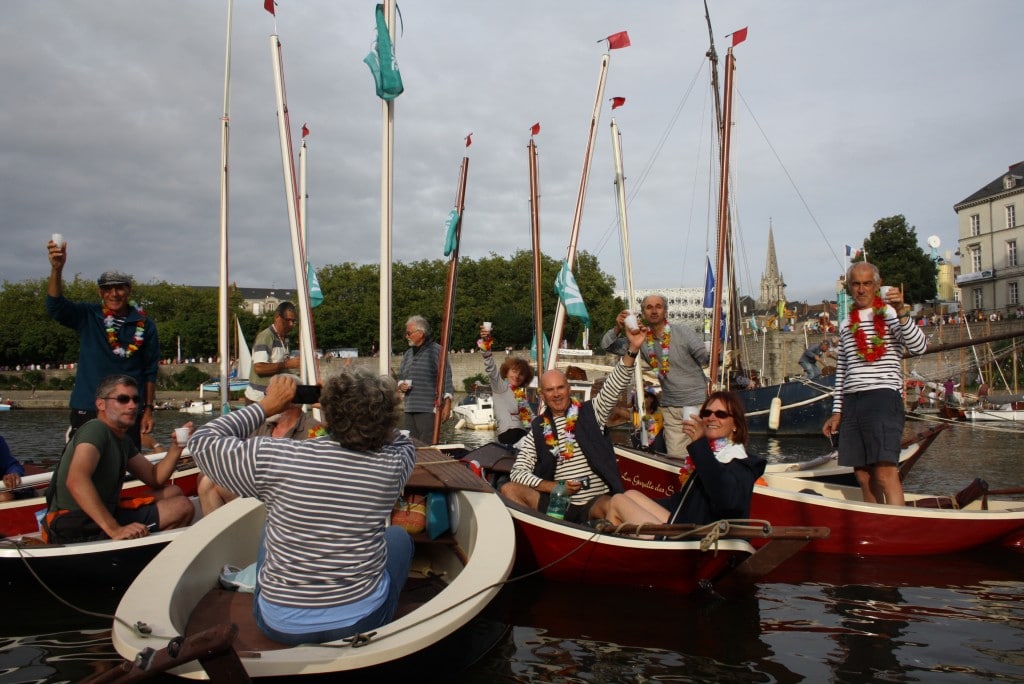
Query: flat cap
97 270 133 287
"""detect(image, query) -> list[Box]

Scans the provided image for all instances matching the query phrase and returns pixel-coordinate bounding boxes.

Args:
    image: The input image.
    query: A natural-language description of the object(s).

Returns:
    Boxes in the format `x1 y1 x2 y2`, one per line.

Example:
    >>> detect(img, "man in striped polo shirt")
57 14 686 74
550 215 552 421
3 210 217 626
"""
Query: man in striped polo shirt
823 262 927 506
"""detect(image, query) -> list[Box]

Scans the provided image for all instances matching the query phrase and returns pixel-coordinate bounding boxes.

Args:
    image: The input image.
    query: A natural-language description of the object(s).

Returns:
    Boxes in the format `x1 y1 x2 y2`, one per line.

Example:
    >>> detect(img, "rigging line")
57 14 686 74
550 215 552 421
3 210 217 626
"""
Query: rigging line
734 87 844 273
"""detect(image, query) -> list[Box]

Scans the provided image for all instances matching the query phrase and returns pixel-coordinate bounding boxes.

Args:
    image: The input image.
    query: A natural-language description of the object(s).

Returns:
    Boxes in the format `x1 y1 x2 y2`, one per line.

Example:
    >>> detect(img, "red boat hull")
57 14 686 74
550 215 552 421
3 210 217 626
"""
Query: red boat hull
0 465 200 538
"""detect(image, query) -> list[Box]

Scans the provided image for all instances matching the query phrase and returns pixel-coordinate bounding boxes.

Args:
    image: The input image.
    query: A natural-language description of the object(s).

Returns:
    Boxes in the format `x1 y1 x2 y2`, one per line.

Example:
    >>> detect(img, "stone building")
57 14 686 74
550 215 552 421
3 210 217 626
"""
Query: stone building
756 223 786 311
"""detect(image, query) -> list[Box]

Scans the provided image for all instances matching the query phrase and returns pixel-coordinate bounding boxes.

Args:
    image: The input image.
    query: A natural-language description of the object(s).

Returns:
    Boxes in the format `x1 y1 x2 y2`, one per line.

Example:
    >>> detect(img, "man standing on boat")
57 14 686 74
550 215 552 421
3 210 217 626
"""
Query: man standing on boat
42 375 194 543
823 263 927 506
397 315 453 443
244 301 301 403
602 294 709 456
45 240 160 450
501 323 646 522
799 339 833 379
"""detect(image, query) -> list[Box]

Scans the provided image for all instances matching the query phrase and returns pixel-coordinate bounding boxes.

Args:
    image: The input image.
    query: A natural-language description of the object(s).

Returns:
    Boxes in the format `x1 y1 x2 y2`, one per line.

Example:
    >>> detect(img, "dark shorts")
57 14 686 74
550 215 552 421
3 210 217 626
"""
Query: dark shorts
837 389 905 468
43 504 160 544
536 493 603 524
70 409 142 451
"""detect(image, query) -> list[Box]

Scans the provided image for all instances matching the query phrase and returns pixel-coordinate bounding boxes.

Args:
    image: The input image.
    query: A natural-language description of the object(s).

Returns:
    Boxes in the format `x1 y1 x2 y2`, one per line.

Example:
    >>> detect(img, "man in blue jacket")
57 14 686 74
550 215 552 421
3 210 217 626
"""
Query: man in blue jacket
46 239 160 449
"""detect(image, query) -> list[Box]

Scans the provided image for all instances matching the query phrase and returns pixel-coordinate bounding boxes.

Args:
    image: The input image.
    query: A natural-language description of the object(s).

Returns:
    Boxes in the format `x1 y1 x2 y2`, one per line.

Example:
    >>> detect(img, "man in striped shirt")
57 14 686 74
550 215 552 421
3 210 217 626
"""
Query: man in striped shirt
501 324 646 523
823 262 927 506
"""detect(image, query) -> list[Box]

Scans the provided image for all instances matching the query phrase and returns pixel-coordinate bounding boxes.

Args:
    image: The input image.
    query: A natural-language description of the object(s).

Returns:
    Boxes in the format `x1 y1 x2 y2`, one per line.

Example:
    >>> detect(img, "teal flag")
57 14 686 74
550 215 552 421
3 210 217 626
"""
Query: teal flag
363 4 404 101
530 332 551 365
307 262 323 308
554 260 590 328
837 290 853 322
443 209 460 256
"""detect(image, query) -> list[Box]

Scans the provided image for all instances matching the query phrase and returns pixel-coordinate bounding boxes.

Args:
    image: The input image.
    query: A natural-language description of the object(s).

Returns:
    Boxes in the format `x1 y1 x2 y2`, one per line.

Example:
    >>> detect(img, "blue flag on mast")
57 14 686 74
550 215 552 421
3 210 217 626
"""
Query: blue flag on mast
702 256 716 308
307 262 323 308
442 209 460 257
554 260 590 328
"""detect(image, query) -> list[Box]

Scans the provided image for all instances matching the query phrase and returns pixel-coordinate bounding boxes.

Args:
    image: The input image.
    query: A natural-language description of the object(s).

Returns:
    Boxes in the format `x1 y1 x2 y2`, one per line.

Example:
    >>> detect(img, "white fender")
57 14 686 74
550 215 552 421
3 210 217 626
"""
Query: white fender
768 397 782 430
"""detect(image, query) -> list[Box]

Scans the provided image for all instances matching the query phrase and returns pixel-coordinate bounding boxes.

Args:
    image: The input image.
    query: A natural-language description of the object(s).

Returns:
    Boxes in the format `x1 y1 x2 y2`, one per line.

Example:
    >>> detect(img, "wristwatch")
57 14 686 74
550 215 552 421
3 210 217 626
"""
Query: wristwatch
626 349 639 358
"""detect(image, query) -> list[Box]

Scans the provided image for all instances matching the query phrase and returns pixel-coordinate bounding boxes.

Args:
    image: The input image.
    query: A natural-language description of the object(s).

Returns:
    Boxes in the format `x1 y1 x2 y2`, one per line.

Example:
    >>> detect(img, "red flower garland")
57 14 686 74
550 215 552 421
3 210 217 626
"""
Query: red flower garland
849 297 888 362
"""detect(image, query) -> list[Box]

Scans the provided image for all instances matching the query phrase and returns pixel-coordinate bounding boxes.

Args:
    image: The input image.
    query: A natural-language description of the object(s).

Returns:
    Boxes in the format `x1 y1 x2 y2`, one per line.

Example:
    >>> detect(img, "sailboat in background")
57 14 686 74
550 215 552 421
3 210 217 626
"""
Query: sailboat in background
199 317 251 398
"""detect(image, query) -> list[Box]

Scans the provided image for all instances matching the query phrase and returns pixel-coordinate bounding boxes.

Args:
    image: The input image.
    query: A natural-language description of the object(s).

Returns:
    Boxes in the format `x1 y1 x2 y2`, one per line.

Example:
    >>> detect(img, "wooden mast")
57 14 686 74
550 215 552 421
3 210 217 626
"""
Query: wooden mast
432 158 469 444
708 45 736 392
528 138 545 378
547 54 610 368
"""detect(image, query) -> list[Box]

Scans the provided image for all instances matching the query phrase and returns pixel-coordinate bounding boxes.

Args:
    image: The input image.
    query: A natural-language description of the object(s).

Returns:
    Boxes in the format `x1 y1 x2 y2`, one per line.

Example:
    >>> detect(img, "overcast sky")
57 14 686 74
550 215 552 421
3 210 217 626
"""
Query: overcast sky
1 1 1018 305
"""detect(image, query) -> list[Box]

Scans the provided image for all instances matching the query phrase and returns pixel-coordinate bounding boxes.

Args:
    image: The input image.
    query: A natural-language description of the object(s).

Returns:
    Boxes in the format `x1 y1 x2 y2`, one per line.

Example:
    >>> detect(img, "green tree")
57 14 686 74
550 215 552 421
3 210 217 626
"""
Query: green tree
859 215 937 304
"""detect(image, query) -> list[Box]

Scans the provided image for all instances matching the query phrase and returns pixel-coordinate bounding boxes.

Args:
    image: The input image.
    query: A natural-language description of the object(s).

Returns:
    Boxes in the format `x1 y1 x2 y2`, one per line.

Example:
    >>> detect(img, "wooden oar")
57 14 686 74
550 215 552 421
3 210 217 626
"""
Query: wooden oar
986 487 1024 497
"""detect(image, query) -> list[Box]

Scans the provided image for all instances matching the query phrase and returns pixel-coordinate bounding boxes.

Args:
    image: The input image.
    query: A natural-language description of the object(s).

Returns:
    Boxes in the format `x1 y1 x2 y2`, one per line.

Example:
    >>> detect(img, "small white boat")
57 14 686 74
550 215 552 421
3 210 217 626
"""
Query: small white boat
452 390 495 430
111 463 515 679
179 401 213 415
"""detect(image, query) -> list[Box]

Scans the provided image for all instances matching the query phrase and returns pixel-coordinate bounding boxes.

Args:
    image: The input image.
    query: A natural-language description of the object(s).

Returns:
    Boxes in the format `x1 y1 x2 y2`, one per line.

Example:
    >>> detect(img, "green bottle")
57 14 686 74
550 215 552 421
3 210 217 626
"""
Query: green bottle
546 480 570 520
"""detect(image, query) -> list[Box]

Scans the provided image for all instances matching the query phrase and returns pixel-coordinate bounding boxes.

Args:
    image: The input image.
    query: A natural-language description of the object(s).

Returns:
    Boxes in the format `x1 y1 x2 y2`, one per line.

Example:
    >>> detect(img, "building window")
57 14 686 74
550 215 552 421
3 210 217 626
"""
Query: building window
970 214 980 237
1007 204 1017 229
973 288 983 310
971 245 982 272
1009 240 1019 268
1010 282 1019 306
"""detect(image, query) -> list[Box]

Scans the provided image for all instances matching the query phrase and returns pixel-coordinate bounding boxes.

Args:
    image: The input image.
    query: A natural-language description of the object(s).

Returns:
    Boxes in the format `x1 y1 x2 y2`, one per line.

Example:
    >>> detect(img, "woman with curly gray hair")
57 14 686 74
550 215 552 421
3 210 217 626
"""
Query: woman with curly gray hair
188 370 416 646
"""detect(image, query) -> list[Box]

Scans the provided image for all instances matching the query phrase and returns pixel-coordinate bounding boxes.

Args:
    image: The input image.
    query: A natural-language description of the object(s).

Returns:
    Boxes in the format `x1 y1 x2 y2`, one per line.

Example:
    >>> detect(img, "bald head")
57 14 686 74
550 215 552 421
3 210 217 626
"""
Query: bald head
540 369 571 415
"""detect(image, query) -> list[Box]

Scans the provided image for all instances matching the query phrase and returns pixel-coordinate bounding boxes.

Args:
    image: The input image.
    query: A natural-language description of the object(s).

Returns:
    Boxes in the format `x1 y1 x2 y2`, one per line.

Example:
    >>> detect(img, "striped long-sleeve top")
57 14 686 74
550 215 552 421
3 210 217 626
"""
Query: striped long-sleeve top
509 359 632 505
832 305 927 413
189 404 415 610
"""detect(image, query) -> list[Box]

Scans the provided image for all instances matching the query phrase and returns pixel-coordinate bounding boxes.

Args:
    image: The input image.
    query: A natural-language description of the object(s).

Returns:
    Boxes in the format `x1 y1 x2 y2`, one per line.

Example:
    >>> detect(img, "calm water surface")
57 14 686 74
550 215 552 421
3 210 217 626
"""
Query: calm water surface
1 410 1023 682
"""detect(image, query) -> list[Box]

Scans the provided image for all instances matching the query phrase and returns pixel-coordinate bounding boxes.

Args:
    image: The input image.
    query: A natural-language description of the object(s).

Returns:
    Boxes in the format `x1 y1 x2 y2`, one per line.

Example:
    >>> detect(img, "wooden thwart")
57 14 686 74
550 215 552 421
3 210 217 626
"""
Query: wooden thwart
406 447 492 492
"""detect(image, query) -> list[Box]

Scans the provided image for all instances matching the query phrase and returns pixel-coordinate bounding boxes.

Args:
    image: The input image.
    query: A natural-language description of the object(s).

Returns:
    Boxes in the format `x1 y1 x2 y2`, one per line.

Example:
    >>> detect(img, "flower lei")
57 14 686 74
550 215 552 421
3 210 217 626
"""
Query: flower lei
542 399 580 461
308 425 327 439
849 297 888 362
645 328 671 378
104 303 147 358
477 337 492 352
678 456 695 486
641 413 658 447
512 386 533 427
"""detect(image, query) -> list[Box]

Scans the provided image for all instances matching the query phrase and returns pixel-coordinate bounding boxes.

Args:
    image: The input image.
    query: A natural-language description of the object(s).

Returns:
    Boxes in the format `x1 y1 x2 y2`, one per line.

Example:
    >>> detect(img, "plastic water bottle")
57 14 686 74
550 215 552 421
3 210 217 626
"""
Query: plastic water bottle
546 480 570 520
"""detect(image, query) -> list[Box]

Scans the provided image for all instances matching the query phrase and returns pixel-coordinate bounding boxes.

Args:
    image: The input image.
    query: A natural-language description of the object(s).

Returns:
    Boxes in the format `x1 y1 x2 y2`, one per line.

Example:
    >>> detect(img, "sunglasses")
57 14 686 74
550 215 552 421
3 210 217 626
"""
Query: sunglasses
104 394 140 405
700 409 732 419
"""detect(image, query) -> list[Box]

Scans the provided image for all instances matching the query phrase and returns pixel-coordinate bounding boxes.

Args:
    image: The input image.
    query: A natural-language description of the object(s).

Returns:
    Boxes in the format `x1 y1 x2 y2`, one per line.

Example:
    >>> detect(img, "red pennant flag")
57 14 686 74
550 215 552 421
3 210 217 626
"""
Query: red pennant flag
610 96 626 110
731 27 748 47
605 31 631 49
264 0 276 15
301 123 309 138
530 122 541 136
465 133 473 147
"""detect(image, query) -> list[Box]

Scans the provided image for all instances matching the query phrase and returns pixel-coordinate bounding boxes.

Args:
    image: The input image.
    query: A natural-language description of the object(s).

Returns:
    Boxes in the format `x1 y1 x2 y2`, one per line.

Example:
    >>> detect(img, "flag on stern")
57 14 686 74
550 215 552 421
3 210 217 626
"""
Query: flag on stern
443 209 460 257
363 4 404 101
554 260 590 329
702 256 716 308
605 31 631 49
611 96 626 109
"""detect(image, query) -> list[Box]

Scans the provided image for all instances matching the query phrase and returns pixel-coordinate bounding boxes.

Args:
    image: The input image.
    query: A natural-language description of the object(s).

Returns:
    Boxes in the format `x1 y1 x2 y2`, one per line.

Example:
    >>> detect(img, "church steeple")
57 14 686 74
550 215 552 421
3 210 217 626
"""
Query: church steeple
758 220 787 309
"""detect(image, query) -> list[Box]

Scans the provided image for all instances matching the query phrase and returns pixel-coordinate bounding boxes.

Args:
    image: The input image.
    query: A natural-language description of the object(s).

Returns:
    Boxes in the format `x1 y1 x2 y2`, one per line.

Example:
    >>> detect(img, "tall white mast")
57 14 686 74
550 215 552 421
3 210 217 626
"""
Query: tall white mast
216 0 233 414
377 0 397 374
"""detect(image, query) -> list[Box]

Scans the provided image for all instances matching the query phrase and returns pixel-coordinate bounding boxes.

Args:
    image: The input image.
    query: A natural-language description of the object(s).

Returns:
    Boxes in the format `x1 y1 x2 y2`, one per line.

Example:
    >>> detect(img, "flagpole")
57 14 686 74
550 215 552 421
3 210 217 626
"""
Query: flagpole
708 46 736 392
610 117 647 445
269 34 318 386
528 138 545 379
216 0 233 414
433 157 469 444
547 53 610 370
378 0 397 375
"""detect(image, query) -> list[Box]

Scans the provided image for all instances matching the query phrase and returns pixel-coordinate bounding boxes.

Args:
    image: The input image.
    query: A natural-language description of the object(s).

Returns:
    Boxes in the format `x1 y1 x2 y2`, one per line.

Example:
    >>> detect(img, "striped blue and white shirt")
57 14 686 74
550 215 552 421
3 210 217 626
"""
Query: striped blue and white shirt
189 404 415 610
832 305 927 413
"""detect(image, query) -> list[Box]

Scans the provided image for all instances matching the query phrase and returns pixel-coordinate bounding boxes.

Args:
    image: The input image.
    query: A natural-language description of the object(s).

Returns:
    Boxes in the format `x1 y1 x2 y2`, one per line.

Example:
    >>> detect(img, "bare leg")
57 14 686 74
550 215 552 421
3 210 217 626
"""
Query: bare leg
499 481 540 509
854 467 878 503
623 490 671 522
874 463 904 506
602 492 666 525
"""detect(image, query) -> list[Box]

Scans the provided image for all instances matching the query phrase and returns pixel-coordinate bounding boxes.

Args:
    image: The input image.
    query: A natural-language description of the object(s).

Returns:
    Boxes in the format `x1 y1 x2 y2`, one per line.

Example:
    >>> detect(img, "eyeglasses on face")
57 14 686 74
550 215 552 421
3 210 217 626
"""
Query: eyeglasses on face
105 394 140 405
700 408 731 419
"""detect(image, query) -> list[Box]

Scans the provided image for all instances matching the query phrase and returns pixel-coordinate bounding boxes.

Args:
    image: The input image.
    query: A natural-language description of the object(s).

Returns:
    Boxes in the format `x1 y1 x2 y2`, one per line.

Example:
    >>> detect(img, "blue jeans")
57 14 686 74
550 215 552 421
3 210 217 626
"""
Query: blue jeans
799 360 820 378
254 525 415 645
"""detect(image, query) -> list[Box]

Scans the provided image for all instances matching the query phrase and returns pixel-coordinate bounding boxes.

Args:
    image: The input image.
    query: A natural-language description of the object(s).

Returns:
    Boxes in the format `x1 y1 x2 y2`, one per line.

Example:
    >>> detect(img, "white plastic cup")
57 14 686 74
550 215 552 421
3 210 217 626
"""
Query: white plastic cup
51 233 65 248
482 321 493 331
401 379 413 390
879 285 892 299
682 406 700 422
174 427 191 444
623 313 639 332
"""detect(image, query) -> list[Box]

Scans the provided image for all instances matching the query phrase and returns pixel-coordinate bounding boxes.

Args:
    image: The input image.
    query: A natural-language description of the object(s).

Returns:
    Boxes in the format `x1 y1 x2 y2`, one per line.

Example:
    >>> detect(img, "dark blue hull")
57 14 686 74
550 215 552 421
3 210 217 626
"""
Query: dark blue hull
738 376 836 435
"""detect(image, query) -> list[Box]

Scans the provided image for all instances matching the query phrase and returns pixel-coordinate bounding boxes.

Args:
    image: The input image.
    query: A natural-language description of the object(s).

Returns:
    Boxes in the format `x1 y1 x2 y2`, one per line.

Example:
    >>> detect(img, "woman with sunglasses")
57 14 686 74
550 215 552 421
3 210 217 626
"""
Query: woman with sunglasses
604 391 766 526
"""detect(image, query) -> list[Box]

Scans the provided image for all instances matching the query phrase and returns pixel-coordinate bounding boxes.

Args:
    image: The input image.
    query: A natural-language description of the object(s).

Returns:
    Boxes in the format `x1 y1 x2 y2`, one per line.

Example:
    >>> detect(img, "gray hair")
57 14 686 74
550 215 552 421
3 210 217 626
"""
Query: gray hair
406 315 430 337
641 293 669 313
96 374 138 400
846 262 881 290
320 367 401 452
